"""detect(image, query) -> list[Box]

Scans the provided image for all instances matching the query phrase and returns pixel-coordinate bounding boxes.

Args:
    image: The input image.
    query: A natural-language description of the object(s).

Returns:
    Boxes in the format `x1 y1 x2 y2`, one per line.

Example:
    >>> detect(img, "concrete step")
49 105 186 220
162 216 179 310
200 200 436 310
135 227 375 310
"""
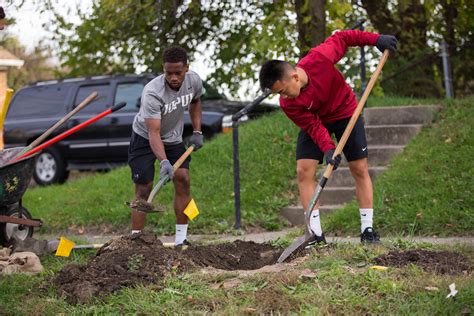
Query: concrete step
320 187 355 205
319 166 386 187
337 145 405 166
280 204 345 226
364 105 440 126
366 124 422 145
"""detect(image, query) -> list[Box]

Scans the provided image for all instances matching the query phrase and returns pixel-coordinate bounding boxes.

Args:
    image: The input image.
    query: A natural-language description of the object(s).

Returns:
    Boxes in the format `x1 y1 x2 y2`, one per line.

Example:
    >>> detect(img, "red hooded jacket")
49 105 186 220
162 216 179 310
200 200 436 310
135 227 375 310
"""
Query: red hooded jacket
280 30 379 152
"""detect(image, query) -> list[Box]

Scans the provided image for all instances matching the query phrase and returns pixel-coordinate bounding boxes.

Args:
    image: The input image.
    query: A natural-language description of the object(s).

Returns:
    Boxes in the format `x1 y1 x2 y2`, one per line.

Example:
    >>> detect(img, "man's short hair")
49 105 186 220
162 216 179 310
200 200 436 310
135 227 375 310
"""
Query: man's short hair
259 60 292 91
163 46 188 64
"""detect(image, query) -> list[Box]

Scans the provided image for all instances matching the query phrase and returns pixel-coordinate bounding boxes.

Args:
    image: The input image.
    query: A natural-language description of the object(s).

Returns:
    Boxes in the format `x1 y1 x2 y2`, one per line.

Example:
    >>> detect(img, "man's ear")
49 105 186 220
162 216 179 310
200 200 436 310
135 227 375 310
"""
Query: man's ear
184 64 189 73
291 70 300 82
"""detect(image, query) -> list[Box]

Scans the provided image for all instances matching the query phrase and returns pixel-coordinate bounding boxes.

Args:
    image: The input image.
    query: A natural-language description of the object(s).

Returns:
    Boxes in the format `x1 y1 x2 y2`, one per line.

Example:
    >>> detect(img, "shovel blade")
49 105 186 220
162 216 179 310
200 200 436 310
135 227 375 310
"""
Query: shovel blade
277 234 312 263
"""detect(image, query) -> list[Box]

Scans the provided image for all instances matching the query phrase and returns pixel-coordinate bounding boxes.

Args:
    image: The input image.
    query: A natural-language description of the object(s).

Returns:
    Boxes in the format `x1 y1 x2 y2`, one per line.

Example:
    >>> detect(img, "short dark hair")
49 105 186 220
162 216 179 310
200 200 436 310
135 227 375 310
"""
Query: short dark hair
0 7 5 19
259 60 292 91
163 46 188 64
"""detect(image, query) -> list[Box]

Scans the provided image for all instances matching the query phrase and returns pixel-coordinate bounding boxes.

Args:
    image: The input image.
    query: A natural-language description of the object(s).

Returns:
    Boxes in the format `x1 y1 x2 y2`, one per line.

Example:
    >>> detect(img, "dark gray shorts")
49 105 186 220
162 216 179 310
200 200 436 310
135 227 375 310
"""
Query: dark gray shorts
128 131 191 184
296 117 368 163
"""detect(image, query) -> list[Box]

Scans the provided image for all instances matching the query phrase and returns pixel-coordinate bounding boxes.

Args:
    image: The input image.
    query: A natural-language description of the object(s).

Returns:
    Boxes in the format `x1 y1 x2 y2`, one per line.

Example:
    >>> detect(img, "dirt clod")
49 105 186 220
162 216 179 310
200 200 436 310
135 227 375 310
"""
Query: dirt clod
374 249 473 274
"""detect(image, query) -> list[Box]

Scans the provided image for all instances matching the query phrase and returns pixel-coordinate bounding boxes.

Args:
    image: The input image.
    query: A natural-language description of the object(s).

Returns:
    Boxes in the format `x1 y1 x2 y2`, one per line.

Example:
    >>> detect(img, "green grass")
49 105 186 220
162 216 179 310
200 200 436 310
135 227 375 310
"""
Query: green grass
325 97 474 236
366 95 441 107
1 242 473 314
23 96 473 236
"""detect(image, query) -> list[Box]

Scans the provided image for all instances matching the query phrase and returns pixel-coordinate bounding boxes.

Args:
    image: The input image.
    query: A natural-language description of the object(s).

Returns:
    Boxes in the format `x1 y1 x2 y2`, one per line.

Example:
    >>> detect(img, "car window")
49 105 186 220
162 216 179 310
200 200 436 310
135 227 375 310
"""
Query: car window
7 85 68 118
75 84 110 113
115 83 144 112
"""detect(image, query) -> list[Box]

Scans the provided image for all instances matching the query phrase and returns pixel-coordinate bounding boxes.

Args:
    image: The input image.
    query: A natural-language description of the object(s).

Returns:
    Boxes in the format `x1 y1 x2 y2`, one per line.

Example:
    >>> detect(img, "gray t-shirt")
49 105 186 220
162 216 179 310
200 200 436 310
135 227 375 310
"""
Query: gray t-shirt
132 70 203 144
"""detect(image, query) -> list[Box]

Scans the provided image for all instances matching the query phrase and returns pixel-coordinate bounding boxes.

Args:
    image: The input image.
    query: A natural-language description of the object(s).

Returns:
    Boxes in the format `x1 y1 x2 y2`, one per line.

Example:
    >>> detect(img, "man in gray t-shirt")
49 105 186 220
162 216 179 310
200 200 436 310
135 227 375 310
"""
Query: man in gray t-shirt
128 46 203 246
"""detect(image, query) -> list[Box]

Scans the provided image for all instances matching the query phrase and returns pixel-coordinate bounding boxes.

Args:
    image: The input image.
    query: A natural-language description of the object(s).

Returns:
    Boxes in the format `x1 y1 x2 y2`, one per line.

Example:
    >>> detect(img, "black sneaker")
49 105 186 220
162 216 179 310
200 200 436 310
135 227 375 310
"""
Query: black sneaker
305 234 327 248
175 239 191 248
361 227 380 244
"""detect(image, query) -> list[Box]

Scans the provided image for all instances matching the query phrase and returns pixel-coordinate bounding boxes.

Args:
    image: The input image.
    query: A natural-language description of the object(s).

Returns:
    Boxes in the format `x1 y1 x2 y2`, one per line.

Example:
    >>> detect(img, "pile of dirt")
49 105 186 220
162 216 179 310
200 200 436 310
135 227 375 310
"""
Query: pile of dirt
50 233 283 304
374 249 473 274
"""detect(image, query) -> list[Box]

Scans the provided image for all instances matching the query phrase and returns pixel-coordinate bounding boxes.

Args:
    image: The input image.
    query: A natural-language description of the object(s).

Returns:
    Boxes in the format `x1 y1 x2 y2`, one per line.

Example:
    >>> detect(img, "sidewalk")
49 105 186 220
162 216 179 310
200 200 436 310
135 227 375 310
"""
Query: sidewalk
37 229 474 246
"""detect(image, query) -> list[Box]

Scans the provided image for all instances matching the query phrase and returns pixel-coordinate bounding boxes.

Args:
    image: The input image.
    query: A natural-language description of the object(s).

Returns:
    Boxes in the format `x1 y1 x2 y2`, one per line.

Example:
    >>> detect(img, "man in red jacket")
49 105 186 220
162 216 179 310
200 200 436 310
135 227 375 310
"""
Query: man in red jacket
259 30 397 244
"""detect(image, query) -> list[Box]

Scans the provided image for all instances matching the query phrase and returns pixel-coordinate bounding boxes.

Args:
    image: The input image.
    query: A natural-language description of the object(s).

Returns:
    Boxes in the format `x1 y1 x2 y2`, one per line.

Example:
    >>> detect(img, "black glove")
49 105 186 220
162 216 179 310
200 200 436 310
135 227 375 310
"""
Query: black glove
324 149 342 171
376 35 398 53
160 159 174 180
189 131 204 150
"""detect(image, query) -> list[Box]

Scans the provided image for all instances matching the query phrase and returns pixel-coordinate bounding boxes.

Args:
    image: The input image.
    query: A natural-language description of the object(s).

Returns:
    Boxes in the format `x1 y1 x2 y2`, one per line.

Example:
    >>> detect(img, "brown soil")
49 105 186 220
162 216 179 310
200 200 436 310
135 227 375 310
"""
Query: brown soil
50 233 283 304
374 249 473 274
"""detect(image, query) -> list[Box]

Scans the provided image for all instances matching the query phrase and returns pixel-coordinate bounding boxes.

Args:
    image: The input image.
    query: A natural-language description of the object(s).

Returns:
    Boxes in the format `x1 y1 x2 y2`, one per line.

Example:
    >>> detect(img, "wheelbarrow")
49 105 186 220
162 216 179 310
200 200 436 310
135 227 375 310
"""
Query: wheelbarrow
0 147 42 246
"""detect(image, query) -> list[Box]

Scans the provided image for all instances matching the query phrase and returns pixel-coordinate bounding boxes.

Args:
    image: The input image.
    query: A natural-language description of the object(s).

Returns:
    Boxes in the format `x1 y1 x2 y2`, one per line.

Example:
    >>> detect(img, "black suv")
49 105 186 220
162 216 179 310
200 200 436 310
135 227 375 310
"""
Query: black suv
4 74 277 185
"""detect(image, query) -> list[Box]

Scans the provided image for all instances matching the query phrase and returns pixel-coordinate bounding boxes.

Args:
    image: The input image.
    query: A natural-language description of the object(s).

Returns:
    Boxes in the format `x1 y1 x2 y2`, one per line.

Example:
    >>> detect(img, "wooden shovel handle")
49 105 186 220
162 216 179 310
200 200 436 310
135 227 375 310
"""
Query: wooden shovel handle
147 145 195 203
27 91 98 151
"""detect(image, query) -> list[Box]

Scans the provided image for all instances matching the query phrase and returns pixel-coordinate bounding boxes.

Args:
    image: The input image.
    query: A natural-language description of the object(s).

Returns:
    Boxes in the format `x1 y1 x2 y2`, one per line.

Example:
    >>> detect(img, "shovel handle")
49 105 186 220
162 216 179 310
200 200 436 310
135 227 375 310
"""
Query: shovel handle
14 91 98 158
147 145 195 204
11 102 126 162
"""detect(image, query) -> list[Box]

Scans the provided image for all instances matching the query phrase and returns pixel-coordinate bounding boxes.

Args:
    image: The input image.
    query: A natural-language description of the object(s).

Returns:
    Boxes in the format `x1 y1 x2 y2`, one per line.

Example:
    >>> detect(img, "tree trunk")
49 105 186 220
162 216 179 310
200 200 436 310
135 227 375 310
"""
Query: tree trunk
294 0 326 57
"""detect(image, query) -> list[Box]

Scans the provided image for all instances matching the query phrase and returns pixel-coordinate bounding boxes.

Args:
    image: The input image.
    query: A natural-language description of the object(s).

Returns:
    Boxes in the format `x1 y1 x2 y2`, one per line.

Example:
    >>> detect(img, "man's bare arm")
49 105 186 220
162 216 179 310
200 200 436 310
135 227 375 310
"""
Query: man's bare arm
189 97 202 132
145 118 167 161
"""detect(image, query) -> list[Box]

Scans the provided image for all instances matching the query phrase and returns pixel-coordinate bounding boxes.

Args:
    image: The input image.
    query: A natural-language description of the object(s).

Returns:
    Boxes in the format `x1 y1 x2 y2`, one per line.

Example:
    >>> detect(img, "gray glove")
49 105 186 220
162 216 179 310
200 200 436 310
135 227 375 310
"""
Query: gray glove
160 159 174 180
189 131 204 151
376 35 398 53
324 149 342 171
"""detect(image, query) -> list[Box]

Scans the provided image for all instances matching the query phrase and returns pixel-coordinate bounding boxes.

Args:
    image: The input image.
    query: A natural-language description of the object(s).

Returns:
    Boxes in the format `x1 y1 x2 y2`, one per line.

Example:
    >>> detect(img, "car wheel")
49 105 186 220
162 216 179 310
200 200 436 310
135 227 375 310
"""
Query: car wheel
0 206 34 246
33 147 69 185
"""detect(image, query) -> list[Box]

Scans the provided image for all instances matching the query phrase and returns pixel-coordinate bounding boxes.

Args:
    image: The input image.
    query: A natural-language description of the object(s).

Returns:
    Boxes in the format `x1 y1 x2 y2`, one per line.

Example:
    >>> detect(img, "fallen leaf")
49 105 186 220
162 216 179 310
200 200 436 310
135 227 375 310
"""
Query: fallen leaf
299 268 317 279
243 307 257 313
445 138 452 143
369 265 388 271
425 286 439 291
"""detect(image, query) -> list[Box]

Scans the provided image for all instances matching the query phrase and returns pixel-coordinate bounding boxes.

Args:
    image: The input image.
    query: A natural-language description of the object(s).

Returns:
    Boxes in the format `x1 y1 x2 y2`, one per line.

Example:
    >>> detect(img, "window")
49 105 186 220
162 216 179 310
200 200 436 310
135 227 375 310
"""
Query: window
75 84 111 114
115 83 144 112
8 85 69 118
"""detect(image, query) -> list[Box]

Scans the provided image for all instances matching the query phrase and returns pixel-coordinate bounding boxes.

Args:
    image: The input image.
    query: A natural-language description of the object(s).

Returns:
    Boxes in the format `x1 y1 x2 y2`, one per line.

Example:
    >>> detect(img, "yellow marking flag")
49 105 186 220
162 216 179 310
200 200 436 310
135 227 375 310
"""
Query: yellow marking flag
55 237 76 257
183 198 199 220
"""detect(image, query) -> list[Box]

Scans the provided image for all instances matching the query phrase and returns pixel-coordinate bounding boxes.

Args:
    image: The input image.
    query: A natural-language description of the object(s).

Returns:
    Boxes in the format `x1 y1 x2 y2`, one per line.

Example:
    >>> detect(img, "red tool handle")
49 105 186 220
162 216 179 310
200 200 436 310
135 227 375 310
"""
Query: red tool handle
12 102 126 162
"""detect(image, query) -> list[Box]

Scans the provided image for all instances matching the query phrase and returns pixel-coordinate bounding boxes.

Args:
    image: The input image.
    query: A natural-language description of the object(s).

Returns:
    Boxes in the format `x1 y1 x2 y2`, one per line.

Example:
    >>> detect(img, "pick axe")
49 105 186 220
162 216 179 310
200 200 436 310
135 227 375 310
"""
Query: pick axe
277 50 390 263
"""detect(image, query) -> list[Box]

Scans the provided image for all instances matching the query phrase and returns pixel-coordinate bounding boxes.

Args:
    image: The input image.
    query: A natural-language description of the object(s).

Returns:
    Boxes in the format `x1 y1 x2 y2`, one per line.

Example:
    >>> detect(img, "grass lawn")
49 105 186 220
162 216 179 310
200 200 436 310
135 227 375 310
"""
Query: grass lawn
0 240 472 314
22 96 473 236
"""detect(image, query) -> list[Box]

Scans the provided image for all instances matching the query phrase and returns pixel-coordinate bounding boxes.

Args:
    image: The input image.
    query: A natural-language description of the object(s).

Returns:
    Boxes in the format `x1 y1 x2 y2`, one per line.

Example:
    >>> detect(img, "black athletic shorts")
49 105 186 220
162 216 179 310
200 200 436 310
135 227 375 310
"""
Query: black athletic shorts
296 116 368 163
128 131 191 184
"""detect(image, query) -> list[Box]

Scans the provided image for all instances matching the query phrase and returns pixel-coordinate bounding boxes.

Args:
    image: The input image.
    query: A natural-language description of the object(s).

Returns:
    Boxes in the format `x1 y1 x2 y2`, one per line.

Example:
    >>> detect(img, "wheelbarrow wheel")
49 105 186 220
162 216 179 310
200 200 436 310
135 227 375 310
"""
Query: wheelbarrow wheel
0 207 34 246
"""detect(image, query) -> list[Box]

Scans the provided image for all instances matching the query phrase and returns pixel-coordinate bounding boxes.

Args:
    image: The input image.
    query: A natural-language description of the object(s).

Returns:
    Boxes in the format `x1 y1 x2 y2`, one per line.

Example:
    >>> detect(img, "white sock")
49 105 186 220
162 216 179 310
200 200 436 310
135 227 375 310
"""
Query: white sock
360 208 374 233
309 209 323 236
175 224 188 245
131 230 141 234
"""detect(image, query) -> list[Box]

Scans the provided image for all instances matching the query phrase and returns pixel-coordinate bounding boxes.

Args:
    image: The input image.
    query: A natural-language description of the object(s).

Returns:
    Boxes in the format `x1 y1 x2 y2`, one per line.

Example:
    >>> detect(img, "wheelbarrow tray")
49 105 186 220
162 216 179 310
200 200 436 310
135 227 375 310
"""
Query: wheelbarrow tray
0 147 38 206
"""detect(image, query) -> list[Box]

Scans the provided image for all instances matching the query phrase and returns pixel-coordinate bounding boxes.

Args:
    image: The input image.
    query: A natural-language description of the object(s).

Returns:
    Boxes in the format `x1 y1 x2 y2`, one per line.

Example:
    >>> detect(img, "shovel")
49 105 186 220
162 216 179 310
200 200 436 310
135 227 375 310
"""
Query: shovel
277 50 390 263
8 101 126 164
12 91 98 158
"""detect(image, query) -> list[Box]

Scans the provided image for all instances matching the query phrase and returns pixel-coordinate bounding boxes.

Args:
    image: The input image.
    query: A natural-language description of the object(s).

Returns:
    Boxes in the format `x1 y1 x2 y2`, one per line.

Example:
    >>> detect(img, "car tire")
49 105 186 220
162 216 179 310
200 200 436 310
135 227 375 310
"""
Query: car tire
33 147 69 186
0 206 34 246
